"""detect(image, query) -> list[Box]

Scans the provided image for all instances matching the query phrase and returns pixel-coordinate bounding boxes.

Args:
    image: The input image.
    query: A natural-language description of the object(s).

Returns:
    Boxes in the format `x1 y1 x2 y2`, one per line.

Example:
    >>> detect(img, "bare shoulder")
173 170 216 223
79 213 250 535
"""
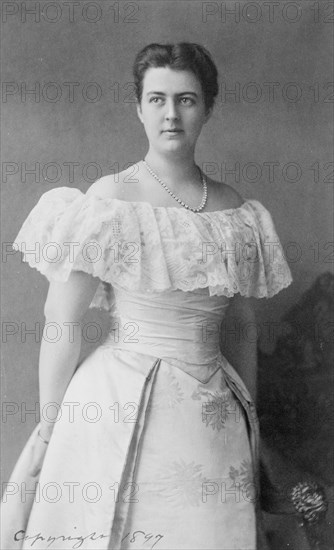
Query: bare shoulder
86 165 137 200
207 178 244 211
86 174 120 199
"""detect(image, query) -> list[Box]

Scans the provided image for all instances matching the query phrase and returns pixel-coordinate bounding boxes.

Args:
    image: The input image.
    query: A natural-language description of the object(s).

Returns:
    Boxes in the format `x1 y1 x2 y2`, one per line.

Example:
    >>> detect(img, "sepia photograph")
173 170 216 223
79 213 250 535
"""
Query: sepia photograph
1 1 333 549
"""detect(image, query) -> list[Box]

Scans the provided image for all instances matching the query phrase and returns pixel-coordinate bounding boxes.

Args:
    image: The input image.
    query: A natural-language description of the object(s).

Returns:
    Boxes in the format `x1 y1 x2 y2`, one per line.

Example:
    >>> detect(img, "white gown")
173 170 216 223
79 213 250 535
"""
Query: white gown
1 187 292 550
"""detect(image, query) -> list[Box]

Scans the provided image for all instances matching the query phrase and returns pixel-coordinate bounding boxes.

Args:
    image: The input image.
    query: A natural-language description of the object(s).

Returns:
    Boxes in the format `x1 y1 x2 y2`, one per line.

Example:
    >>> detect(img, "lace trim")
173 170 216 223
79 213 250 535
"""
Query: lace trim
12 187 293 307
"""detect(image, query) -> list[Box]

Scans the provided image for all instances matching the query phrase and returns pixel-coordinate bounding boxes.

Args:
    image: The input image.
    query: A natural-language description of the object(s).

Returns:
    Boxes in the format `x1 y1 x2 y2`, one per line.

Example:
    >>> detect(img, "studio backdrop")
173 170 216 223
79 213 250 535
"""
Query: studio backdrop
1 0 333 482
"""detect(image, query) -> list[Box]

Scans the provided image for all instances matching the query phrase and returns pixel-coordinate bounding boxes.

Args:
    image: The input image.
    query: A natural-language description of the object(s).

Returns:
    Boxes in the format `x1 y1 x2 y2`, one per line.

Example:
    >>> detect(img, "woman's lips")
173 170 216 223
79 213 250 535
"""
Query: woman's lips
163 129 183 134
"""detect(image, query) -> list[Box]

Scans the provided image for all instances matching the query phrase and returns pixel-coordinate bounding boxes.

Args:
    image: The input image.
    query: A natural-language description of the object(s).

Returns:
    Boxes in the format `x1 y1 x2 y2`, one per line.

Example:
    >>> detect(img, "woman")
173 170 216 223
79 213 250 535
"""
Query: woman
1 43 292 549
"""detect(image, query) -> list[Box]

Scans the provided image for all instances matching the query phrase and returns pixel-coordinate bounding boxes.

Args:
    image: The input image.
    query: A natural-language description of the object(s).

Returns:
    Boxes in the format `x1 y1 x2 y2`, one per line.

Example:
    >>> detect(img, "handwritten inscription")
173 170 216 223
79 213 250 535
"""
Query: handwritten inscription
14 529 164 549
14 529 108 549
121 531 164 548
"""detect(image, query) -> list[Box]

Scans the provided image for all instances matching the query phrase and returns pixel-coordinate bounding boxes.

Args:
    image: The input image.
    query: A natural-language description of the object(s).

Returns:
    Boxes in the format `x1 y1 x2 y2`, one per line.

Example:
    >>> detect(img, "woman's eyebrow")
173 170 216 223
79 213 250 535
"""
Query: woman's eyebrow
146 91 199 97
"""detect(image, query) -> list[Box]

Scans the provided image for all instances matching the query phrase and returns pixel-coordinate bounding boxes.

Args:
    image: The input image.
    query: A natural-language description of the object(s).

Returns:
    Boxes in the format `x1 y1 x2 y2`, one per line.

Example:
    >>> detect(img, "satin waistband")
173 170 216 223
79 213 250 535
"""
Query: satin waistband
108 285 230 364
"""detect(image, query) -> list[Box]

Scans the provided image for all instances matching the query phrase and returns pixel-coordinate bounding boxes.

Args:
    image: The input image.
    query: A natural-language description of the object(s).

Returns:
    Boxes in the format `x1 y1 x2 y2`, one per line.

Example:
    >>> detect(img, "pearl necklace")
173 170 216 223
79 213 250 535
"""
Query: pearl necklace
142 159 208 213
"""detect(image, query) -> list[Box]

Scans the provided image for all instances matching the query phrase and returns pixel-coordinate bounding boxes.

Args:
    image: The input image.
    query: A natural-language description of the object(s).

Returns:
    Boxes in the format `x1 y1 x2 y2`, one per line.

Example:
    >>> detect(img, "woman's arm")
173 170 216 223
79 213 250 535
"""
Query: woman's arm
38 270 100 441
220 294 257 401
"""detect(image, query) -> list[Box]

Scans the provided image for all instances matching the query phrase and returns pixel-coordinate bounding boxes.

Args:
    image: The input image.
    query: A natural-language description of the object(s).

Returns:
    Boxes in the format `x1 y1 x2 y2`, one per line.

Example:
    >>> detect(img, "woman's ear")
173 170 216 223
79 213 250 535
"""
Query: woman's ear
136 102 144 124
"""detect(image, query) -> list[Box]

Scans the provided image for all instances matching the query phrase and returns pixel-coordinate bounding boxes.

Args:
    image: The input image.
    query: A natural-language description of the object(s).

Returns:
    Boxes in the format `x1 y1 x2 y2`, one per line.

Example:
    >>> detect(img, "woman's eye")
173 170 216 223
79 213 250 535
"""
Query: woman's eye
180 97 194 105
150 97 162 103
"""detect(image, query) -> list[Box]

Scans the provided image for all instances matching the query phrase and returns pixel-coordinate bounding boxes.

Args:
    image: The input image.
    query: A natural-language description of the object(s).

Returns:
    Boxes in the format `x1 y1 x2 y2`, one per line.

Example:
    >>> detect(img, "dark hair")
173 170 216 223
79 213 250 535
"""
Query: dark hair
133 42 219 112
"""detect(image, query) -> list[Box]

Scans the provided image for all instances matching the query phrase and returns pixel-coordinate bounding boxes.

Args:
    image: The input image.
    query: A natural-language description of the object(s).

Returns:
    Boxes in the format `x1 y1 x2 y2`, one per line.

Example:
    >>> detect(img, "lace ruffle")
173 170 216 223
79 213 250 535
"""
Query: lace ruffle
12 187 293 307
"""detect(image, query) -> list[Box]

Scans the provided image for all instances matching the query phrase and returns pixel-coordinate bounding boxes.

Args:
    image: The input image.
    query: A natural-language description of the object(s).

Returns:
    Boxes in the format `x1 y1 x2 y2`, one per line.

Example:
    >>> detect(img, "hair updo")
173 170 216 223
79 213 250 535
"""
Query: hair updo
133 42 219 112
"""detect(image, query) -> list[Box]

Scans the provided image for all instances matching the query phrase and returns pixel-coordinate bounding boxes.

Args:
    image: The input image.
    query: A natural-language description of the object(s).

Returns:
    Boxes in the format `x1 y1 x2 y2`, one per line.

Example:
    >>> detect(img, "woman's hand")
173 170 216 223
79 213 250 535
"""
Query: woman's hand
28 432 50 478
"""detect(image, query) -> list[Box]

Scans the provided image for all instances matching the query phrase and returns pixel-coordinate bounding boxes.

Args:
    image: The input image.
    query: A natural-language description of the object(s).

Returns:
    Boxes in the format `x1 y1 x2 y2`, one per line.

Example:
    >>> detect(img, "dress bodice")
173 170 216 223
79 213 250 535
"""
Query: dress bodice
105 284 230 375
11 185 292 383
12 185 293 376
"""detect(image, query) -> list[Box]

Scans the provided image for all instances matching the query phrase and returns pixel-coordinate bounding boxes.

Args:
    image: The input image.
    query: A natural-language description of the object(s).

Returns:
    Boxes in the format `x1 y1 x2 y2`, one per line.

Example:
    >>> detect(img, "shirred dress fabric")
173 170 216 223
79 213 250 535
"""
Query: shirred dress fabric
2 187 292 550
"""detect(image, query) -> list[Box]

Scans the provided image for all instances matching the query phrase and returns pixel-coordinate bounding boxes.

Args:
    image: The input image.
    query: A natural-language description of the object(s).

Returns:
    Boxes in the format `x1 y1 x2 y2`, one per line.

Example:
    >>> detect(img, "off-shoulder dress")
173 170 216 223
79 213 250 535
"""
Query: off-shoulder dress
1 187 292 550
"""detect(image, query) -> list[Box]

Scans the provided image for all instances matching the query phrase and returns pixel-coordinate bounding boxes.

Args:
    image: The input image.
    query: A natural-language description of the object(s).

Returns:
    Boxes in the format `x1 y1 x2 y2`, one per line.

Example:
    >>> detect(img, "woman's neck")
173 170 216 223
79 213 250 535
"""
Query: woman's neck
143 150 201 185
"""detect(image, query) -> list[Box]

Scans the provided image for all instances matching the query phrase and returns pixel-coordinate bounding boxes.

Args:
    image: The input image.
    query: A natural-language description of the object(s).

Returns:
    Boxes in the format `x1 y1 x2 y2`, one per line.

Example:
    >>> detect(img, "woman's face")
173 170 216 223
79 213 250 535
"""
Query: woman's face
136 67 212 156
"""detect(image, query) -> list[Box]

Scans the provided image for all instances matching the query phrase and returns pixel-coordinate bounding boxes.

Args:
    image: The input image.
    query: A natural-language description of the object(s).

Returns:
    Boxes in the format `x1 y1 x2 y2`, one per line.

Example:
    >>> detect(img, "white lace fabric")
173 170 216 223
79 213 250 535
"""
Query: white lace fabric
12 186 293 305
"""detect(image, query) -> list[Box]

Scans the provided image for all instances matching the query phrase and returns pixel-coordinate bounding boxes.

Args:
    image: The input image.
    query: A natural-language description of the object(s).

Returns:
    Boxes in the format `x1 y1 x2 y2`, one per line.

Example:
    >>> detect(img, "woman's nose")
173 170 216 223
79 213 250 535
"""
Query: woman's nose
165 99 179 120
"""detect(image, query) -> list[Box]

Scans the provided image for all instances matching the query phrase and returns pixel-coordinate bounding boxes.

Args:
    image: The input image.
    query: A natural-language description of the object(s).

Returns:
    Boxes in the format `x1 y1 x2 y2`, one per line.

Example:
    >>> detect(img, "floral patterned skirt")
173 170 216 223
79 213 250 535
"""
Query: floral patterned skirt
1 346 257 550
115 360 256 550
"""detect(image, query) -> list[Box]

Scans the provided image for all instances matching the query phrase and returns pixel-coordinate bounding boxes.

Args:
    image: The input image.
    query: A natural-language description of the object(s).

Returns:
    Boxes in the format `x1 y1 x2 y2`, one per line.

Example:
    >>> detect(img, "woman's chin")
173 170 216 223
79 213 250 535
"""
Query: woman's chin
161 139 190 152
